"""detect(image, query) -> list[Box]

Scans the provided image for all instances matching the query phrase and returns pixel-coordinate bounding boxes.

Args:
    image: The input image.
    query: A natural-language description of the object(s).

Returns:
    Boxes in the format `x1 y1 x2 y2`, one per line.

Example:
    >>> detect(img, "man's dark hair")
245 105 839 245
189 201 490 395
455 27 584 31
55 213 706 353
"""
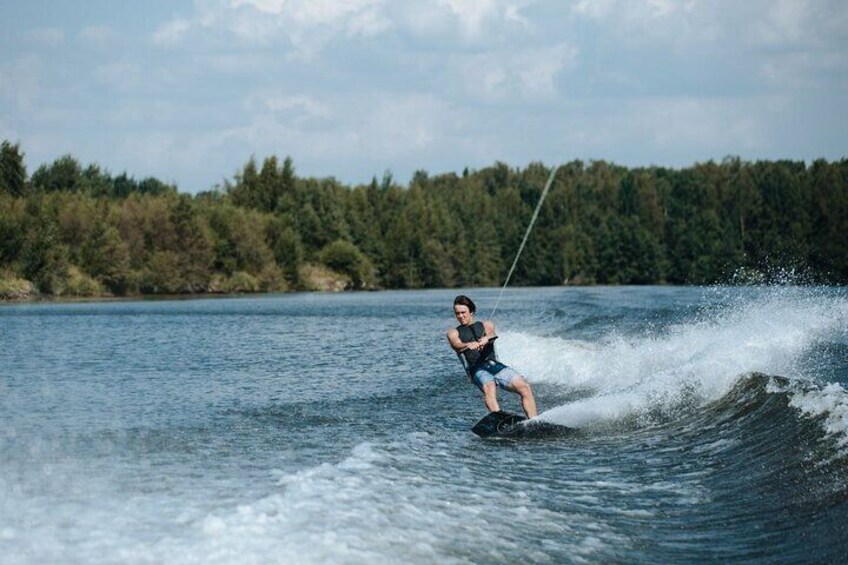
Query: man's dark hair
453 295 476 313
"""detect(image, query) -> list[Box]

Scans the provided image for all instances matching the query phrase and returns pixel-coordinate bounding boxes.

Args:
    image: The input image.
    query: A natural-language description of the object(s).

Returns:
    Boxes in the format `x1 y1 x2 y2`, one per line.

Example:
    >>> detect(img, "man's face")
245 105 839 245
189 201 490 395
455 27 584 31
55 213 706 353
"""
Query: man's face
454 304 472 326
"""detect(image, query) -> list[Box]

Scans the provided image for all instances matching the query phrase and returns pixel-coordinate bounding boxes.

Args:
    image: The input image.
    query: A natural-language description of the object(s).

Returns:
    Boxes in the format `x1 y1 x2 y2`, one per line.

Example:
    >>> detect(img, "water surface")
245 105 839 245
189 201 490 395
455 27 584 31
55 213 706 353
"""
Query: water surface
1 286 847 563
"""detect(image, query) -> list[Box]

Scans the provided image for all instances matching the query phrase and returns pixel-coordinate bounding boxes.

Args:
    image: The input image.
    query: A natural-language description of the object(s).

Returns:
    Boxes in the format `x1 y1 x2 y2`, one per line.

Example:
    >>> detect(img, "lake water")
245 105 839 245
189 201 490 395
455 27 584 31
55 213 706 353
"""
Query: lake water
1 286 847 564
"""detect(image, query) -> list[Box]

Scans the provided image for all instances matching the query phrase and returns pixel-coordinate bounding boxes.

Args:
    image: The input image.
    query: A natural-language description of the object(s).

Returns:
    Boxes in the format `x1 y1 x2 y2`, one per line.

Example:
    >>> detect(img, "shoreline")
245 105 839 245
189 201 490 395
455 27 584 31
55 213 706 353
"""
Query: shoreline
0 289 294 306
0 283 613 307
4 280 839 308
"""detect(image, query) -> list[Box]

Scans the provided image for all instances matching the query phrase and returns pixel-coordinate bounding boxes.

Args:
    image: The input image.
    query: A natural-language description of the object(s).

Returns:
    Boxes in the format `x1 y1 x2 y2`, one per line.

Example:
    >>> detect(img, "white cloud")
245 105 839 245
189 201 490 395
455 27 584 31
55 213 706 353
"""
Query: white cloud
199 52 271 75
645 0 675 18
227 0 386 31
245 92 332 123
284 0 382 27
573 0 682 21
23 27 65 47
572 0 729 48
347 8 392 38
760 50 848 90
571 0 847 53
78 25 119 46
92 61 140 91
563 95 770 161
258 92 453 155
360 93 453 153
572 0 616 20
638 97 762 150
456 42 577 100
751 0 810 46
164 90 468 184
436 0 499 38
518 44 578 96
166 0 533 55
0 55 41 112
749 0 848 49
230 0 285 14
118 131 177 165
152 0 393 59
6 0 846 192
505 4 531 29
152 18 192 47
395 0 533 45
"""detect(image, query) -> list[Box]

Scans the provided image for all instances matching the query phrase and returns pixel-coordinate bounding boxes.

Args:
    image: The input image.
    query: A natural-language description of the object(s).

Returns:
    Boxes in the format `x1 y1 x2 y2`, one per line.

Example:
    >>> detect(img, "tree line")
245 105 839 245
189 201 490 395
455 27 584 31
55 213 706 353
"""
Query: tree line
1 138 846 299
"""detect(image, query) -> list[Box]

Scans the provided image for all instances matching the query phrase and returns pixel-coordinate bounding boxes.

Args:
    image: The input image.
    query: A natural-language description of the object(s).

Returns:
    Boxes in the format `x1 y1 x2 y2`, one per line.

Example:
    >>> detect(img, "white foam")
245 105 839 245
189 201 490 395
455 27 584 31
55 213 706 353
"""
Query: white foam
497 287 848 430
788 382 848 449
157 437 626 564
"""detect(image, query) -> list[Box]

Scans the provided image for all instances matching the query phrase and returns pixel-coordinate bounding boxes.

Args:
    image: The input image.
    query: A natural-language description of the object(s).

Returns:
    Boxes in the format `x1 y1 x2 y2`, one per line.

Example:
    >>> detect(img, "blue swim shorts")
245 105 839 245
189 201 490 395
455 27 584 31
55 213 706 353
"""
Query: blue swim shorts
471 360 522 391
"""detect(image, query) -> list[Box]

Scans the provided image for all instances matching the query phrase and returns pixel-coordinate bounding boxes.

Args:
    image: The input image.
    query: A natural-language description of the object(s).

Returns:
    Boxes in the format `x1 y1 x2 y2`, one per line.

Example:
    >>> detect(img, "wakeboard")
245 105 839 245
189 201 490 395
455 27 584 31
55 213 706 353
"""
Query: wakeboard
471 410 526 438
471 410 574 439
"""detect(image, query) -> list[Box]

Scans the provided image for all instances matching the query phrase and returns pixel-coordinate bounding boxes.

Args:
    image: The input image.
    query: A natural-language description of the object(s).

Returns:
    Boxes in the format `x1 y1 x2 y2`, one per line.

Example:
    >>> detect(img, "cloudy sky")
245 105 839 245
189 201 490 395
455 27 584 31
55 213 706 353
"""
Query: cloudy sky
1 0 846 192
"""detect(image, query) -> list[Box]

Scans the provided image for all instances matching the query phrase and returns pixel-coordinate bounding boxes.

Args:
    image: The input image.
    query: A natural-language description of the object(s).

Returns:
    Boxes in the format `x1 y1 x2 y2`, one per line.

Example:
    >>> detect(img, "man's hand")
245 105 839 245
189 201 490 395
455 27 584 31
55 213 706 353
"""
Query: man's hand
462 335 497 351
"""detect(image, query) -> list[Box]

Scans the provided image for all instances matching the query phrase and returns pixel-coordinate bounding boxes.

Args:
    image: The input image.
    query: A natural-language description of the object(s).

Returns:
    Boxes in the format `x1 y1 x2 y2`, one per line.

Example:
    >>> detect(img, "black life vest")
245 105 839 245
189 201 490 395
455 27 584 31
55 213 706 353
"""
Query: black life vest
456 321 497 374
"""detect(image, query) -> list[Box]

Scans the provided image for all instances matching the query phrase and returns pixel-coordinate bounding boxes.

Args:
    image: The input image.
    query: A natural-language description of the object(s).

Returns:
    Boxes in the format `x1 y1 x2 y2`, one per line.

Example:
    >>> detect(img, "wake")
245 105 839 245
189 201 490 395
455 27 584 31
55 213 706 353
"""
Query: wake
497 287 848 434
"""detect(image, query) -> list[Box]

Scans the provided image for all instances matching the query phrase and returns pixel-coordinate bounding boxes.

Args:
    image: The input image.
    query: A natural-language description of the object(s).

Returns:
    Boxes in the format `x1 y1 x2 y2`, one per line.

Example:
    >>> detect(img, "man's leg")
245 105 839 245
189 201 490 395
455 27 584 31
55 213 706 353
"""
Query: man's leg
508 377 537 418
482 381 500 412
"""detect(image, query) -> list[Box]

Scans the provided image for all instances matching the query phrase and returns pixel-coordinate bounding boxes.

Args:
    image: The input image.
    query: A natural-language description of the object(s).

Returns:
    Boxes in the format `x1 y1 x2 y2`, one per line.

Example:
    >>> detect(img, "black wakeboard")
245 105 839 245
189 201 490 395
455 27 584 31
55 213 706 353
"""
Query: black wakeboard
471 411 527 438
471 410 574 439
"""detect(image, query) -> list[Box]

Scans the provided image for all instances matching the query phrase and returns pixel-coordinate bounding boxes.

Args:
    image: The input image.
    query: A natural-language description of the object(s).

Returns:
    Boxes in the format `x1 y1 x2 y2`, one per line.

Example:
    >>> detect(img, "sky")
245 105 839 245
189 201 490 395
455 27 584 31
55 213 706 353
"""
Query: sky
1 0 846 193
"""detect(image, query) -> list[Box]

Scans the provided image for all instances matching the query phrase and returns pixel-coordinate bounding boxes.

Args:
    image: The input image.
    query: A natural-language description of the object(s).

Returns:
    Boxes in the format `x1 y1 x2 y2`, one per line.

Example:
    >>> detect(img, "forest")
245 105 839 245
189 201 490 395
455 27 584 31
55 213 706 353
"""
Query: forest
1 138 846 299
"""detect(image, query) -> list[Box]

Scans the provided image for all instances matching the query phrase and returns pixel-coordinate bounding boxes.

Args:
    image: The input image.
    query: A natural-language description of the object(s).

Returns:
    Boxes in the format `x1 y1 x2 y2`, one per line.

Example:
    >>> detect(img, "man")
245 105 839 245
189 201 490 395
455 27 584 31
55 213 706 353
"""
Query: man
447 295 538 418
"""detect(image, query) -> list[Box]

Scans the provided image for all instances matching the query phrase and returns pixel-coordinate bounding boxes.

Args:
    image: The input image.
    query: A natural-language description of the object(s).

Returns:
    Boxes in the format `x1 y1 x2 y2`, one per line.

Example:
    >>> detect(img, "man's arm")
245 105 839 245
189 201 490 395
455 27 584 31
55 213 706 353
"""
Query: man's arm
477 320 497 346
447 328 488 352
447 328 467 352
